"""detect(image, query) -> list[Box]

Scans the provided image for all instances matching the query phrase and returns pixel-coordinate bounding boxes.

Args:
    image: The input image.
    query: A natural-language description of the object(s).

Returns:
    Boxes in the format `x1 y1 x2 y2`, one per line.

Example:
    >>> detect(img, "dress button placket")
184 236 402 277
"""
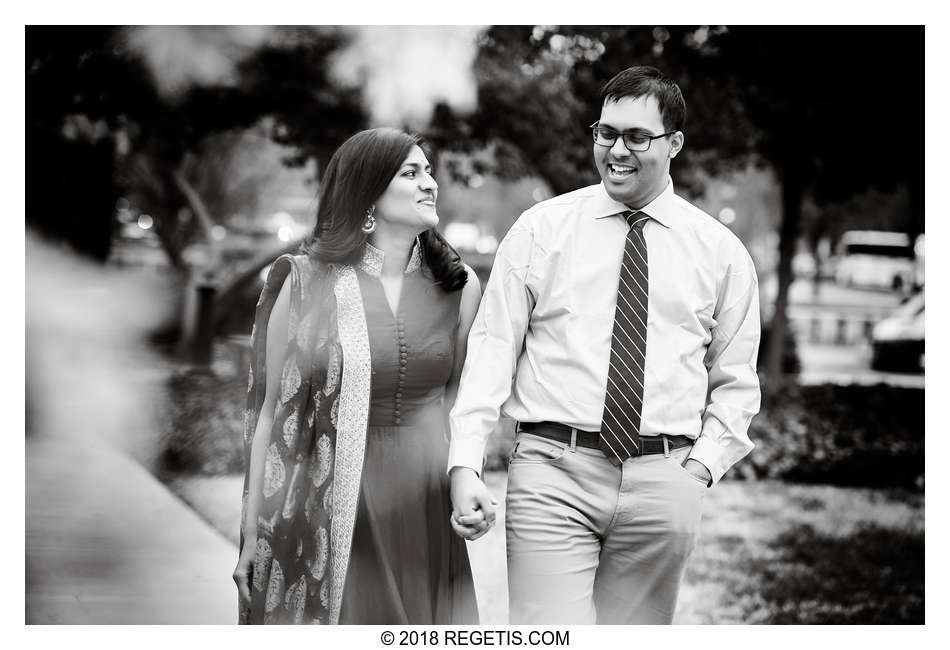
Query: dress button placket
395 316 406 425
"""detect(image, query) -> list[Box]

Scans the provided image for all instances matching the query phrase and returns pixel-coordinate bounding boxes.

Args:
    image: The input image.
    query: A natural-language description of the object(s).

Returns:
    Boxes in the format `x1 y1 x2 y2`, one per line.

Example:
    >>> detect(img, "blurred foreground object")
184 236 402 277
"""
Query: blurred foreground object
25 231 236 623
26 231 173 460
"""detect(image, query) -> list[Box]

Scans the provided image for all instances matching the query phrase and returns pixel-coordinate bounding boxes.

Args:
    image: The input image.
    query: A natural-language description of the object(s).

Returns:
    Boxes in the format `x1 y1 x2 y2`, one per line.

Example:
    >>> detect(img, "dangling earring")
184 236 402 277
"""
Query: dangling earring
361 205 376 234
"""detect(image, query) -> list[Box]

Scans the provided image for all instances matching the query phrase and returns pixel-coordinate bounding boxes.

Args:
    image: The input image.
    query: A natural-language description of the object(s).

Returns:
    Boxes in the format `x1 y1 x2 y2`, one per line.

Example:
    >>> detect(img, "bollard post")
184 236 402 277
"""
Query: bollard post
191 282 217 366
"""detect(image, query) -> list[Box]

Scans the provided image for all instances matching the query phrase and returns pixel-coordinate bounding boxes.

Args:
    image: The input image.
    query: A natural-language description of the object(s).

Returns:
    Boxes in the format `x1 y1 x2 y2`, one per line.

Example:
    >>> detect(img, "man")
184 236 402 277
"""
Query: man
448 66 761 624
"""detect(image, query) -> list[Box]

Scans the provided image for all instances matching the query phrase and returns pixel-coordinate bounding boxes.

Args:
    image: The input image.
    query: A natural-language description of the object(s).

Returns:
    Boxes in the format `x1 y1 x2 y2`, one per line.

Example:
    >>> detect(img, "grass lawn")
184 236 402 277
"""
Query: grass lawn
170 471 922 624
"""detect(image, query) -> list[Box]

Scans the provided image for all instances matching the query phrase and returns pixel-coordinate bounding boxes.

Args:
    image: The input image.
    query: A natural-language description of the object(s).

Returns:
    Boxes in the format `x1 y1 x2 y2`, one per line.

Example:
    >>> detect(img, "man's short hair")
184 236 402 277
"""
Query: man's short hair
600 66 686 133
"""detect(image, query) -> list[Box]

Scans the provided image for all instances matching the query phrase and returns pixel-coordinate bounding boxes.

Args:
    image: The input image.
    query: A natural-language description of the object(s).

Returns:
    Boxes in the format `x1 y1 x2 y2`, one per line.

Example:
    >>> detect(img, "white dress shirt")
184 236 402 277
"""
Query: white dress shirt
448 179 761 485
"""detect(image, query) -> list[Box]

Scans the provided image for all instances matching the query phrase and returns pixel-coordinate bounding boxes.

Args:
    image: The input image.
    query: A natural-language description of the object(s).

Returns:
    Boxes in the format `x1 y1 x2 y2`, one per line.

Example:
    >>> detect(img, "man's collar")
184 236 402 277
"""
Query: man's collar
358 237 423 278
592 177 675 228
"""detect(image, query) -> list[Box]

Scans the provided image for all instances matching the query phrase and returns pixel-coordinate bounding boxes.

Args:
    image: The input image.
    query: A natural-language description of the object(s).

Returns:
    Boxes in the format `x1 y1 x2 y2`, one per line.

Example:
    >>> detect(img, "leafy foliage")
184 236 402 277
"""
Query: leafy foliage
428 26 755 198
429 26 923 378
736 383 924 489
26 26 366 263
160 368 246 475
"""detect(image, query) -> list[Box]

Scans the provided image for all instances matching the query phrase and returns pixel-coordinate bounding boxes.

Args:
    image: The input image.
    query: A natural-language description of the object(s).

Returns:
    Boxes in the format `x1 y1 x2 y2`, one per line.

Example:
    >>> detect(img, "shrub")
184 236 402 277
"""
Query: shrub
735 381 924 489
160 368 246 475
482 383 923 490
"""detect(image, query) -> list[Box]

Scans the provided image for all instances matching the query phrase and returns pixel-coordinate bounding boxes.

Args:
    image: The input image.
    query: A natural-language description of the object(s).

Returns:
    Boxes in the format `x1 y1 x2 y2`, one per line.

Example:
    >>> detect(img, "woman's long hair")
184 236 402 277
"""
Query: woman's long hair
304 128 467 292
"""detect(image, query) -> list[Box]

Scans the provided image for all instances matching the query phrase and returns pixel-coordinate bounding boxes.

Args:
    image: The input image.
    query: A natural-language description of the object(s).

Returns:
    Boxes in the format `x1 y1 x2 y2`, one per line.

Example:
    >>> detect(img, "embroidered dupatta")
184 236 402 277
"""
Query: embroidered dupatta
238 254 371 625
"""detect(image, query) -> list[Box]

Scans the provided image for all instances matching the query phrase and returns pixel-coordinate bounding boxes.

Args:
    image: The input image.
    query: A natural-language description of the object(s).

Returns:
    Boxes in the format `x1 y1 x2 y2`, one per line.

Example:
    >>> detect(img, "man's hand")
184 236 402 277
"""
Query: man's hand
449 467 498 541
683 458 712 486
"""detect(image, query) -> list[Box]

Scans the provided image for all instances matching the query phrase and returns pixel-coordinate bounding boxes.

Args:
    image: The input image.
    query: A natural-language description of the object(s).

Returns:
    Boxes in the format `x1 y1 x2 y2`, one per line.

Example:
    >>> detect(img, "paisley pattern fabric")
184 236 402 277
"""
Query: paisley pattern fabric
239 254 371 625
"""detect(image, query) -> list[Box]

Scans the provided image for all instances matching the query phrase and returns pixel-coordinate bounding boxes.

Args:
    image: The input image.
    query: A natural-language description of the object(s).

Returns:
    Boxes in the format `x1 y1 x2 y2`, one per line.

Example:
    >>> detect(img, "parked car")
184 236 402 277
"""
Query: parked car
834 230 916 292
871 289 924 372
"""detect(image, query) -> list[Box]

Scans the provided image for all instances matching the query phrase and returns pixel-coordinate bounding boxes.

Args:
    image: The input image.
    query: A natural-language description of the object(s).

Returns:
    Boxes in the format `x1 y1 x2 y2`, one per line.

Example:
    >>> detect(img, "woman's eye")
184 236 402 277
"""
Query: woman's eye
404 170 416 178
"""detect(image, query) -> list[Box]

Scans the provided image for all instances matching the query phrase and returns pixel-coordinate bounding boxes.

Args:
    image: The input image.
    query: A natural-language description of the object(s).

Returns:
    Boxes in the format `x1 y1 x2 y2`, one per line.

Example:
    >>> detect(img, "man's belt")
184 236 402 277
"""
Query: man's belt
517 421 693 456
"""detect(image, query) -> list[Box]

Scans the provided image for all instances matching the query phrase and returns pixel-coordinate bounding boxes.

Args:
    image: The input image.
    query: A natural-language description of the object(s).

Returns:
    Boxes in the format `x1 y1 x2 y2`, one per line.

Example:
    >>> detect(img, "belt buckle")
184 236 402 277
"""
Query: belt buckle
662 435 670 458
629 438 643 458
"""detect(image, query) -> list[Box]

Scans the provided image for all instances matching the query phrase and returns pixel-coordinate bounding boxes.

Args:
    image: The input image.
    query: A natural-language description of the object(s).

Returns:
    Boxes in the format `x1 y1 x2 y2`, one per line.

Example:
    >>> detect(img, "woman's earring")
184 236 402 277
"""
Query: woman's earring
361 205 376 234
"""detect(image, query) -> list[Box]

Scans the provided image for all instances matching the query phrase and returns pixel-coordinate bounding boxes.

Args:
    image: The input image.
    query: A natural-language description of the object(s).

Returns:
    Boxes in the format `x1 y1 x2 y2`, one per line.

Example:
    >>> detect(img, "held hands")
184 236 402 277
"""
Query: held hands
449 467 498 541
683 458 712 486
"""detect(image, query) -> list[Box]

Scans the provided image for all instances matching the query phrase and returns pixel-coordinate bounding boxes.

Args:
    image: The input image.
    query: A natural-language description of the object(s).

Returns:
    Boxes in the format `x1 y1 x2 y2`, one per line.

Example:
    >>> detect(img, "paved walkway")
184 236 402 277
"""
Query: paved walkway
26 434 237 624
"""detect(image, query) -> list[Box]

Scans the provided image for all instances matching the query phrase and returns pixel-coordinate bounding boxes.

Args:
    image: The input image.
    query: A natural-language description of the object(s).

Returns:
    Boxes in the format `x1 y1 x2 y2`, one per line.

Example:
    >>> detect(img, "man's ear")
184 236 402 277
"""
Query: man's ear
669 131 685 159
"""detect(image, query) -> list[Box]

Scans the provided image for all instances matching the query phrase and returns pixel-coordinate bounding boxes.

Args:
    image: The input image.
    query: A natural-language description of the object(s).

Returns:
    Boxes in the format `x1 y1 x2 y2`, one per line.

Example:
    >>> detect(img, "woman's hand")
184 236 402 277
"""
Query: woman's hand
233 537 257 605
450 467 498 541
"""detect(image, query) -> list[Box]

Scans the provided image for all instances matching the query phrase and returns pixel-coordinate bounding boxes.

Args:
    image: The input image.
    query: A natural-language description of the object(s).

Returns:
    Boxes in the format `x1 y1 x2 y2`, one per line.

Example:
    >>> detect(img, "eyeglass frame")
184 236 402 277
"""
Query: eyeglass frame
589 121 678 152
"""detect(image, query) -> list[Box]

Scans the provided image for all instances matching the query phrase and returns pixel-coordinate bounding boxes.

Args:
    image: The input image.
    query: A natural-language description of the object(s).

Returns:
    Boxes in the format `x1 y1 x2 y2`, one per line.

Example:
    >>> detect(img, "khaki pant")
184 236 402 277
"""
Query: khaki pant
505 431 707 624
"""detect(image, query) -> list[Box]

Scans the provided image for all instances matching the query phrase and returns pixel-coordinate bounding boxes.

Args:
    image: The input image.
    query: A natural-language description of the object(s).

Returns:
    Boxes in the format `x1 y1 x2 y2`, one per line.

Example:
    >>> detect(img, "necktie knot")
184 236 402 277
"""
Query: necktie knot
623 210 648 231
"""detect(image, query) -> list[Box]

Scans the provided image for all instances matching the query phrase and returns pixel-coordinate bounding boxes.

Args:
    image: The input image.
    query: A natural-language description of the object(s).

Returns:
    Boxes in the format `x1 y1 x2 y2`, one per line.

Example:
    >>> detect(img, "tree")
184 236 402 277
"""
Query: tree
711 26 923 377
26 26 368 361
27 27 136 260
428 25 924 380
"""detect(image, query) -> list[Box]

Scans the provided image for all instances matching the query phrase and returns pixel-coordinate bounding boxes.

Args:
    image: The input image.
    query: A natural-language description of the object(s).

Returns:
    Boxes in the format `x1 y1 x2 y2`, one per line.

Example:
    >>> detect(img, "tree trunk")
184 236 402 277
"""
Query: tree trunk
169 168 226 364
764 164 804 379
172 168 221 272
151 217 186 269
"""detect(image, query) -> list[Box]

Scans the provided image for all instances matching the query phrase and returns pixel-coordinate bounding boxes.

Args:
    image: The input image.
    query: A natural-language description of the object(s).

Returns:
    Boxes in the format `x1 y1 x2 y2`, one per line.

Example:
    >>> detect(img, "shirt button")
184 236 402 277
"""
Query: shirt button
394 418 402 425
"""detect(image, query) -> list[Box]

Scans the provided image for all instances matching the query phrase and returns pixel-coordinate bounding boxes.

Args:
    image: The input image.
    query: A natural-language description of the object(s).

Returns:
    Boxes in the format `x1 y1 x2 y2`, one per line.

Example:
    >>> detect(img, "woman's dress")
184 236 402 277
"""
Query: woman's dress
338 255 479 624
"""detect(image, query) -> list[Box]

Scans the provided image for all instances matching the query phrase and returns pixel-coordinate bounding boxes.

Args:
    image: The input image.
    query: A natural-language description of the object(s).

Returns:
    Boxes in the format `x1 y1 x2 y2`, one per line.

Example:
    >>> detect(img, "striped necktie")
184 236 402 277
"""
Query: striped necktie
599 210 650 464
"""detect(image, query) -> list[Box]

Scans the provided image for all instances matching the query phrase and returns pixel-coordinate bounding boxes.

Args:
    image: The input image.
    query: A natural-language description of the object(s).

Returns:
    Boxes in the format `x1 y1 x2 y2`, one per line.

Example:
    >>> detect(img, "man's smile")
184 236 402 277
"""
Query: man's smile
607 162 638 179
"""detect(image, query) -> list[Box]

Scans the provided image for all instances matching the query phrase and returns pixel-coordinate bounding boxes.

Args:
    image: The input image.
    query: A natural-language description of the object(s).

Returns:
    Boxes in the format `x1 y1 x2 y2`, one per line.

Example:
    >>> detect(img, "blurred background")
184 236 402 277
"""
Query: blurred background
25 25 924 624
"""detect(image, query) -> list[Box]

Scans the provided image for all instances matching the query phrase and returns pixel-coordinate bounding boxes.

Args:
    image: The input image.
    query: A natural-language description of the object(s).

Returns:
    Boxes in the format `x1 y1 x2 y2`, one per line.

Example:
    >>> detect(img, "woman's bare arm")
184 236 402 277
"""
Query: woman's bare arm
243 276 292 541
444 264 482 431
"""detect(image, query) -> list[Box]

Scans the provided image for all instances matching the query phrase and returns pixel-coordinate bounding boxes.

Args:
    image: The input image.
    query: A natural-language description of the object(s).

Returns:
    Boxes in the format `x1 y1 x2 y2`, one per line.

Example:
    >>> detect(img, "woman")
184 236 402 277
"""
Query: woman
232 128 484 624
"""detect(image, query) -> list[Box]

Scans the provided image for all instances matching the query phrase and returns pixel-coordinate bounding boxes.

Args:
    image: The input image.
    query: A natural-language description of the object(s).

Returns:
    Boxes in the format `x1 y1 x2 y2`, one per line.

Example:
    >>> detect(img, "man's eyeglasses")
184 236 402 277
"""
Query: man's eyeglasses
590 122 677 152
